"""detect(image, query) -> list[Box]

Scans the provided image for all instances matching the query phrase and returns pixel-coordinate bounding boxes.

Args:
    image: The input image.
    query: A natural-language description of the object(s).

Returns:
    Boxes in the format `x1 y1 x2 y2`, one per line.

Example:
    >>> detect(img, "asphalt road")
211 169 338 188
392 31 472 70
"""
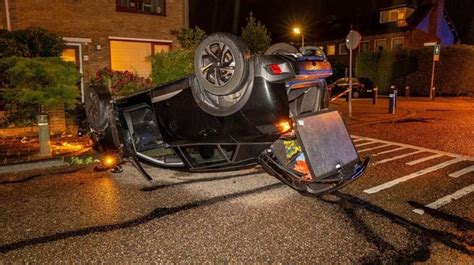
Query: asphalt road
0 99 472 263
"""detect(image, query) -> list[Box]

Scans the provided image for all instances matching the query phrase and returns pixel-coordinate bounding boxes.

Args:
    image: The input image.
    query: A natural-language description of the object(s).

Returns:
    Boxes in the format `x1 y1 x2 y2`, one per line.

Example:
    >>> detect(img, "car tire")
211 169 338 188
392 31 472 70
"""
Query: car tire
191 65 254 117
264 43 299 55
84 85 112 133
194 33 250 96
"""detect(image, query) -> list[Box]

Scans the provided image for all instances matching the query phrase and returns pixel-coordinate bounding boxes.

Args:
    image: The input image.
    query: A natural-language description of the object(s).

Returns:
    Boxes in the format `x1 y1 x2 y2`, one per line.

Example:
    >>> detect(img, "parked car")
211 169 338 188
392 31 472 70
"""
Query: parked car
83 33 368 195
329 77 374 99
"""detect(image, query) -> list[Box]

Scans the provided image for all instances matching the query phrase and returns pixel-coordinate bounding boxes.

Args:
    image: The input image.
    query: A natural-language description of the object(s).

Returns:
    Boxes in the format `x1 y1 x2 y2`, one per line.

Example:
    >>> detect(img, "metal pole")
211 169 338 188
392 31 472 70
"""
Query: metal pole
37 114 51 157
373 87 378 105
430 59 436 101
301 33 305 49
348 45 352 117
5 0 11 31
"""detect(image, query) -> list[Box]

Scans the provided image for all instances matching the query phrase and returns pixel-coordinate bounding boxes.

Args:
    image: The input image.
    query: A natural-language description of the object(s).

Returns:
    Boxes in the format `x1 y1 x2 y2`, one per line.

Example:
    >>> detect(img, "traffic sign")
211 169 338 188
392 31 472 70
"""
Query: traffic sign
433 44 440 61
434 45 441 55
345 30 361 50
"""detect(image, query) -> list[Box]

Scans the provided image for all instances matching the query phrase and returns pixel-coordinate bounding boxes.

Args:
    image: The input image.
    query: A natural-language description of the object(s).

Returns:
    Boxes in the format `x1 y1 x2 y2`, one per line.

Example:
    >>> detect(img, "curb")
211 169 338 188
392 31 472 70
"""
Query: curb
346 108 417 127
0 152 99 184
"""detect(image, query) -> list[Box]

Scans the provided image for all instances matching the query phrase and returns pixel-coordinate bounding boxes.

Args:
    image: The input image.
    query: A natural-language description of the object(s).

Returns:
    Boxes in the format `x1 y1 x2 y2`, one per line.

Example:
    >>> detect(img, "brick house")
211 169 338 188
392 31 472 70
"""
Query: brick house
0 0 189 102
314 0 458 66
0 0 188 136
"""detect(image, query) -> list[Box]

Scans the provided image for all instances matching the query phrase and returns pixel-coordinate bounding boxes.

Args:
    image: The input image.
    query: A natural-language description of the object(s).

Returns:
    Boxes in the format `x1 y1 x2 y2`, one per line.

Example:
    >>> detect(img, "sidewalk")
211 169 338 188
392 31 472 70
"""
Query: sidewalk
0 135 94 182
0 134 92 165
332 97 415 126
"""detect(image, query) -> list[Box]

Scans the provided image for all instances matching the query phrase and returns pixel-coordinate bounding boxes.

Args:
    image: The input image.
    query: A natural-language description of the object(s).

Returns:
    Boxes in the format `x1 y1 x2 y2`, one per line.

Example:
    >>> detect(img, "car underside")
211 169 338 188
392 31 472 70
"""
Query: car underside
84 33 368 195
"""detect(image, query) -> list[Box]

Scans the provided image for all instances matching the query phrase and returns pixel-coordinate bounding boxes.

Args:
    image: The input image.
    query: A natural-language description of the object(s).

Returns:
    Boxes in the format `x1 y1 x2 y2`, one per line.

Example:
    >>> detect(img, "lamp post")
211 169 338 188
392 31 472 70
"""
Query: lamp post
293 27 304 48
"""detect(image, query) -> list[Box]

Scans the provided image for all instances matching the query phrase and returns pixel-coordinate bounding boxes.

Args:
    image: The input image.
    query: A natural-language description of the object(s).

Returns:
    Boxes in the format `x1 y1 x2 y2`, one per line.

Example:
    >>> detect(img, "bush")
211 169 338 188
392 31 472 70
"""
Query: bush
405 45 474 96
171 27 206 49
356 50 417 94
240 13 271 55
0 27 65 58
150 49 194 85
90 68 152 97
0 57 80 127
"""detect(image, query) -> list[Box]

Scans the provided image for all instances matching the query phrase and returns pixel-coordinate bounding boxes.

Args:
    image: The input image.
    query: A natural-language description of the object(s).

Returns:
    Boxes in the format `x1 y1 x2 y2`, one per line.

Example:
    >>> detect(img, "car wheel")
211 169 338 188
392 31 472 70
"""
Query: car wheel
84 85 112 133
191 66 254 117
352 90 360 99
264 43 298 55
192 33 254 117
194 33 250 96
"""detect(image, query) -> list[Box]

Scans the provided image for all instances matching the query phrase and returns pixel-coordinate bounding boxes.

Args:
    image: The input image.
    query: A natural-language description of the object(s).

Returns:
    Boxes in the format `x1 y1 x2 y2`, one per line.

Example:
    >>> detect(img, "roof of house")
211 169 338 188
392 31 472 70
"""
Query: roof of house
314 3 436 42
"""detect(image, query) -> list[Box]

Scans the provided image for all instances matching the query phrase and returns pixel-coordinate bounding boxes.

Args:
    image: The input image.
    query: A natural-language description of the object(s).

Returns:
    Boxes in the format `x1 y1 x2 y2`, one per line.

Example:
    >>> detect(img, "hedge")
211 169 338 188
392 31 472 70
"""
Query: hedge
0 57 79 127
355 45 474 96
403 45 474 96
356 49 417 94
150 49 194 85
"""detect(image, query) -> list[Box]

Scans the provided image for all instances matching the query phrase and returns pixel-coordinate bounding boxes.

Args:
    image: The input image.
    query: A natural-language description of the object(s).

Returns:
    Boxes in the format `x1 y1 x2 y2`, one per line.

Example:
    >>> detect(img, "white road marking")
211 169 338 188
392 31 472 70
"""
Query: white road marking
351 135 474 162
352 139 365 143
413 184 474 214
373 150 424 165
358 144 392 153
364 158 464 194
406 154 444 166
449 165 474 178
374 147 407 156
355 141 378 148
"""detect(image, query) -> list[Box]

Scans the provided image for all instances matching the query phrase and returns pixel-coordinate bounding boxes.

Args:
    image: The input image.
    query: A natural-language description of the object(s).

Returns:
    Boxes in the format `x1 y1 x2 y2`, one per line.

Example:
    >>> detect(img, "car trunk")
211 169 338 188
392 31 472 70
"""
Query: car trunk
259 110 368 194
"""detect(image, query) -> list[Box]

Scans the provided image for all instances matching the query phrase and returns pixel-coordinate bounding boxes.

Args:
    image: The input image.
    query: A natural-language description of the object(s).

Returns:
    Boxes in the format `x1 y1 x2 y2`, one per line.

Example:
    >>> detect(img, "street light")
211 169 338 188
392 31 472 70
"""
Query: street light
293 27 304 48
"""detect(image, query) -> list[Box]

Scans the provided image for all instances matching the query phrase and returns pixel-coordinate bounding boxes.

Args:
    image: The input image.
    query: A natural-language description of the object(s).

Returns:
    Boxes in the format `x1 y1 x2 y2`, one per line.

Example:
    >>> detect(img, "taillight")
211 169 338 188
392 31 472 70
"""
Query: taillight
267 64 282 75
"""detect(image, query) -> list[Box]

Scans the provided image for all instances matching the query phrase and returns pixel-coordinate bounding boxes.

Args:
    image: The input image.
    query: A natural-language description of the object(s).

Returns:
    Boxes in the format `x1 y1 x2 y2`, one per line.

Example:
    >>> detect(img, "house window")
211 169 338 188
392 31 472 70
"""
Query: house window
110 40 171 77
380 7 409 23
339 43 348 55
117 0 165 15
374 39 387 51
359 41 370 52
392 37 404 50
327 44 336 56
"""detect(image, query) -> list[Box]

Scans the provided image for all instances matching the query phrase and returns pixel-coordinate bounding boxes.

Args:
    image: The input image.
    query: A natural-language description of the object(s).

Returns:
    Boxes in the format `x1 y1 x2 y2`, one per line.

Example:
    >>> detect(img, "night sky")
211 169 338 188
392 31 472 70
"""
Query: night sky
190 0 474 44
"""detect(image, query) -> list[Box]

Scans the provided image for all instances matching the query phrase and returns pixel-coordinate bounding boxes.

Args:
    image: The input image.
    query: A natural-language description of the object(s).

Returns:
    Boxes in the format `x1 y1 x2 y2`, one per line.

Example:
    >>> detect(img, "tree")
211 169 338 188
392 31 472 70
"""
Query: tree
171 27 206 49
0 27 64 58
240 13 271 54
2 57 80 110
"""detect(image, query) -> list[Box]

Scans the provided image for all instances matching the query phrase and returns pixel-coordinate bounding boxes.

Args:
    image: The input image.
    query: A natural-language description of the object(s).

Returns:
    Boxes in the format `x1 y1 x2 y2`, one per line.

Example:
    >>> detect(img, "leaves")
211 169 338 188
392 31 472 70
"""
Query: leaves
0 27 64 58
3 57 80 110
90 68 152 97
171 27 206 49
240 13 271 55
150 49 194 85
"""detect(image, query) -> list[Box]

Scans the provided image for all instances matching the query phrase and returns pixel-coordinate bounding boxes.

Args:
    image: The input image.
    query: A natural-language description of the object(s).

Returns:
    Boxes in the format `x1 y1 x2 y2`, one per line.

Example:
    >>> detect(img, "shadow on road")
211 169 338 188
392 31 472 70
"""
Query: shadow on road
318 192 473 263
140 169 265 192
1 181 472 260
0 182 284 254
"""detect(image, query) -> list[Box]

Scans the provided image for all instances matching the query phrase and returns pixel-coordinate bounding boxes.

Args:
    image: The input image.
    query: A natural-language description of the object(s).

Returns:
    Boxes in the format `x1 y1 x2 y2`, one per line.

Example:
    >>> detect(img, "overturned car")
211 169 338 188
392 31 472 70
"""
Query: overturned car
84 33 368 195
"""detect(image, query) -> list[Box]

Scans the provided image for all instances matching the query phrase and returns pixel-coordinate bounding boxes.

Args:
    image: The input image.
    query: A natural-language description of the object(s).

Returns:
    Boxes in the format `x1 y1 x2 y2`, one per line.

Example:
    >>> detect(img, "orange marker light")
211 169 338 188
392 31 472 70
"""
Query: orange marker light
277 121 292 134
103 155 116 168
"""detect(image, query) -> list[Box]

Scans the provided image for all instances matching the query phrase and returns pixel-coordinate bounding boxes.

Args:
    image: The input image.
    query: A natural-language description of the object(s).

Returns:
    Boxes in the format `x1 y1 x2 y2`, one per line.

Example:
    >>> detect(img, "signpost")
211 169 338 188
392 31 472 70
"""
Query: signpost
430 44 440 100
345 30 361 117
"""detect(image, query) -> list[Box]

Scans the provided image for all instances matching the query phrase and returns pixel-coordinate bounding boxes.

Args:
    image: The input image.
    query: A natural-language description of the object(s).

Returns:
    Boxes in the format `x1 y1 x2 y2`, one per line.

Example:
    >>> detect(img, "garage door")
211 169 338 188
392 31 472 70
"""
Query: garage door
110 40 170 77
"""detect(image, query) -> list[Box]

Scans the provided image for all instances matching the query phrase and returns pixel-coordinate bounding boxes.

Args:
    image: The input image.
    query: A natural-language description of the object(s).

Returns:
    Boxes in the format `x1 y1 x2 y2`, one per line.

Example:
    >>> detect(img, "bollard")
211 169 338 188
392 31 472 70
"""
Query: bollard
405 86 410 98
372 87 378 105
388 89 397 114
431 86 436 101
37 114 51 156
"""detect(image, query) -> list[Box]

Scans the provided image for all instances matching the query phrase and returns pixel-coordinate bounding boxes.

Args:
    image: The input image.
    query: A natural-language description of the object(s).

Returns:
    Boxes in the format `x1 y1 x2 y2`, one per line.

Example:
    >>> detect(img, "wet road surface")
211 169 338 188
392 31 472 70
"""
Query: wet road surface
0 98 473 263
